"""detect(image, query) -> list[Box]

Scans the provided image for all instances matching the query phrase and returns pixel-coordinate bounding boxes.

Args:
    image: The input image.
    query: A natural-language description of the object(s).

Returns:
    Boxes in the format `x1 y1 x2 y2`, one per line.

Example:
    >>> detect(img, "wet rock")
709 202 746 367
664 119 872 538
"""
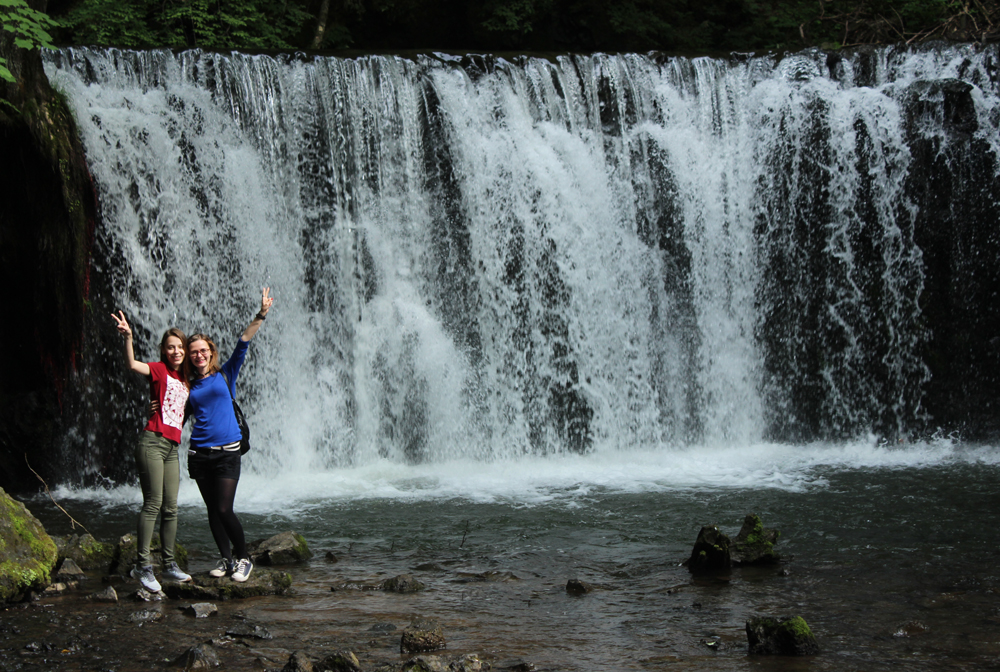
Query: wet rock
134 588 162 602
184 603 218 618
128 609 164 624
325 551 339 563
317 649 362 672
400 655 447 672
686 525 732 571
893 621 929 637
282 651 315 672
413 562 447 572
746 615 819 655
379 574 426 593
401 619 446 654
226 621 273 640
369 621 397 632
732 513 781 566
455 570 519 583
108 533 189 575
450 653 488 671
54 557 87 582
88 586 118 603
0 486 58 605
249 531 313 565
161 568 292 600
904 79 978 135
42 581 74 595
500 662 534 671
54 534 115 572
170 643 221 669
566 579 593 595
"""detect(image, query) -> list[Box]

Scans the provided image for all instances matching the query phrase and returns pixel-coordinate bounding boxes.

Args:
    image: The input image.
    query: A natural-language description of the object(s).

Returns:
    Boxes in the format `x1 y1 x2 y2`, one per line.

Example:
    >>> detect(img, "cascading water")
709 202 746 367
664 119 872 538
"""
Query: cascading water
43 44 1000 483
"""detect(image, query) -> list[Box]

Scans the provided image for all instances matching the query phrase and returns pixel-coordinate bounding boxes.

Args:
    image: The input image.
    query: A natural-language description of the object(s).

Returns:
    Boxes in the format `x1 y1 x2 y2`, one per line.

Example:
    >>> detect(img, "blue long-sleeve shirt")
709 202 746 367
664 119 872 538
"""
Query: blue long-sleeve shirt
188 338 249 448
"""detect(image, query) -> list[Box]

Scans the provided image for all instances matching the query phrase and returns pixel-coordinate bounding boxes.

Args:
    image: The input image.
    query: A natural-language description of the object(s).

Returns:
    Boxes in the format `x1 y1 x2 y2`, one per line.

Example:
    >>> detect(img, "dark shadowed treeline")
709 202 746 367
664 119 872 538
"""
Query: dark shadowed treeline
46 0 1000 53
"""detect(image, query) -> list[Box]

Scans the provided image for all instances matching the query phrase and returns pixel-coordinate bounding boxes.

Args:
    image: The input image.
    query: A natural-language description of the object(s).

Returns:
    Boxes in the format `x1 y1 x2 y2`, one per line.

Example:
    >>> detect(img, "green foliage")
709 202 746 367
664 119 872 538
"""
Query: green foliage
57 0 314 50
1 0 57 83
48 0 1000 53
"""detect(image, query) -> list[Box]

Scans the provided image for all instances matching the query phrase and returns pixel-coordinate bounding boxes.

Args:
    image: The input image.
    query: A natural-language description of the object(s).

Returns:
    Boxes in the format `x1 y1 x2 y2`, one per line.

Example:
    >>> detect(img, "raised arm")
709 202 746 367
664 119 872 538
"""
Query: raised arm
111 310 151 377
240 287 275 342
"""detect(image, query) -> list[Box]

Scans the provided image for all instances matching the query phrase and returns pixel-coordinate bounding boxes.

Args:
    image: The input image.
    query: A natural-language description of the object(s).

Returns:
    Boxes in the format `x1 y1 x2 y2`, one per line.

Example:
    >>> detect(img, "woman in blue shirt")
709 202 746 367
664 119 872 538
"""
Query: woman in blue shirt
185 288 273 582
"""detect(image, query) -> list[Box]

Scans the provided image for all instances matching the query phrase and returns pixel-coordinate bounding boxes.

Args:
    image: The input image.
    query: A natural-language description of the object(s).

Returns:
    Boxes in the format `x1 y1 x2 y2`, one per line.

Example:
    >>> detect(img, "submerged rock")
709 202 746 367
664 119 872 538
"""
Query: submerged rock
566 579 594 595
379 574 426 593
226 621 274 640
170 643 221 669
0 487 58 604
88 586 118 603
282 650 315 672
746 615 818 655
184 602 219 618
317 650 362 671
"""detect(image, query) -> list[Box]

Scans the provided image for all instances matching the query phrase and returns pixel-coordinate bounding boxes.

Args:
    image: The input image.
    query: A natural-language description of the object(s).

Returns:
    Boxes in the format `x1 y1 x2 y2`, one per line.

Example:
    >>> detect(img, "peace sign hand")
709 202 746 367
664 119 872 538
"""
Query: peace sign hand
111 310 133 339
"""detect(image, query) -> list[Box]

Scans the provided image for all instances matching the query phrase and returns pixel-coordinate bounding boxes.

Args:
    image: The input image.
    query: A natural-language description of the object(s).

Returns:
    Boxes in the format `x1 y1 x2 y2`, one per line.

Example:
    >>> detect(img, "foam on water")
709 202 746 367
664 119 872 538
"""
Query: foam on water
48 437 990 514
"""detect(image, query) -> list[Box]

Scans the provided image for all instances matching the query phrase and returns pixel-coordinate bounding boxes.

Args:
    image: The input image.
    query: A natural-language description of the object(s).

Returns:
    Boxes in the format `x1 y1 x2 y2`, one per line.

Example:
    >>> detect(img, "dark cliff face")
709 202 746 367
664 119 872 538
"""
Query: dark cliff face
0 13 99 493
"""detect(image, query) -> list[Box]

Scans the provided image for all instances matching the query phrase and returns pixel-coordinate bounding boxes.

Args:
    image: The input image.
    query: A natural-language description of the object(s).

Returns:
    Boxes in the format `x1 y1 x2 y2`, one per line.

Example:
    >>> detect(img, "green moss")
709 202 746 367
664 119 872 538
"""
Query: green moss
782 616 814 639
0 492 58 602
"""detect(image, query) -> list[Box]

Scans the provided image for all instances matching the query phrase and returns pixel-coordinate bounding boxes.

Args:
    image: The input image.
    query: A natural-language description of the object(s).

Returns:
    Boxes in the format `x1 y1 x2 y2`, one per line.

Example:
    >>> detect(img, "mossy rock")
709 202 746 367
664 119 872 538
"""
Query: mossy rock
0 487 58 604
108 533 189 574
746 615 818 655
54 533 115 571
248 531 312 565
732 513 781 565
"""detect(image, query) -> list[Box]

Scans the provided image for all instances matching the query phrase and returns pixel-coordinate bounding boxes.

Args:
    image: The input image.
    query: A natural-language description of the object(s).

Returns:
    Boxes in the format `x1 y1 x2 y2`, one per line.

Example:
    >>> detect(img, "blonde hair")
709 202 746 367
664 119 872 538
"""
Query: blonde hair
185 333 220 379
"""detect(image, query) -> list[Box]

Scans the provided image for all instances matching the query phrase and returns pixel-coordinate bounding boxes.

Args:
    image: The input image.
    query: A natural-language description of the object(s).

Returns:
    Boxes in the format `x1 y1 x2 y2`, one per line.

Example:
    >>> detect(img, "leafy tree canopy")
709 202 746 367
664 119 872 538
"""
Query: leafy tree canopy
1 0 57 82
38 0 1000 54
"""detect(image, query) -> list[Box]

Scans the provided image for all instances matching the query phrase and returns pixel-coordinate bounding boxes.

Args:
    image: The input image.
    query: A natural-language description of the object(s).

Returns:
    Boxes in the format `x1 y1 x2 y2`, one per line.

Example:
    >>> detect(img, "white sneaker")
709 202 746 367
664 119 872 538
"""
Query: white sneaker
163 561 192 582
209 558 233 578
130 565 161 592
232 557 254 583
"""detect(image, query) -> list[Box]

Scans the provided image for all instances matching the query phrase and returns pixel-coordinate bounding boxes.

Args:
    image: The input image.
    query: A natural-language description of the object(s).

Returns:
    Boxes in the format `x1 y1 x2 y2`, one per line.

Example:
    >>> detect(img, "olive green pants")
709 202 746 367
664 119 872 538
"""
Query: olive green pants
135 431 180 566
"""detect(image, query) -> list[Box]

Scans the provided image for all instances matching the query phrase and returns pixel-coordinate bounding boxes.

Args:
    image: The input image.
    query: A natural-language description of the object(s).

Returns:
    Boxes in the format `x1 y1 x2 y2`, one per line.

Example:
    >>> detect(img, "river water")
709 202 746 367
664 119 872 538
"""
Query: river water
25 441 1000 670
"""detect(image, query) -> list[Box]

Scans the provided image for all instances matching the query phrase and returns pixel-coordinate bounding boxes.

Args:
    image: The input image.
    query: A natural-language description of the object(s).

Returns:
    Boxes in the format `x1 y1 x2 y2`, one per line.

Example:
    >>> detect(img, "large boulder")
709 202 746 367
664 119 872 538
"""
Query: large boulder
0 487 58 604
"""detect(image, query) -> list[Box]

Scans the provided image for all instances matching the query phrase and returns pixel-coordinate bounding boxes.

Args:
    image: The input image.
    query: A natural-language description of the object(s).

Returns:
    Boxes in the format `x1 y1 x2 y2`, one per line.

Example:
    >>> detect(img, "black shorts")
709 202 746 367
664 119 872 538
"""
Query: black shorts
187 448 241 481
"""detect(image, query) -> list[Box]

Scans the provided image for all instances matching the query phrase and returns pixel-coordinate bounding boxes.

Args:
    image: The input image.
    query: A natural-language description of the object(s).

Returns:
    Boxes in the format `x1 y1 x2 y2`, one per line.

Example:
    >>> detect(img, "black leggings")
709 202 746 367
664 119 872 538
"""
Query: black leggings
196 477 247 561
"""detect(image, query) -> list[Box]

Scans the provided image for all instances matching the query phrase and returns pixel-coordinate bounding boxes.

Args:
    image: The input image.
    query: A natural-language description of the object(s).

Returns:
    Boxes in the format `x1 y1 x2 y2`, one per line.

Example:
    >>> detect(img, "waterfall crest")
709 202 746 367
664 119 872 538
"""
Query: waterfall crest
44 44 1000 479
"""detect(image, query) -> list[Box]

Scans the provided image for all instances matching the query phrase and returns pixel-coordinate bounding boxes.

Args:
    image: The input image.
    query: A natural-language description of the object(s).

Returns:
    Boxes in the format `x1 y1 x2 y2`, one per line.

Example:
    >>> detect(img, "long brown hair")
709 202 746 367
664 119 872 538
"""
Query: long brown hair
185 333 221 380
159 327 188 386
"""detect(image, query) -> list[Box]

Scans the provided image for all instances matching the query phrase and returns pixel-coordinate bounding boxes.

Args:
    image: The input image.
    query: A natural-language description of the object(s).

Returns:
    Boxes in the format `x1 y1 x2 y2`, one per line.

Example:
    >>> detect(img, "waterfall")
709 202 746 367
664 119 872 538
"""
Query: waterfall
43 44 1000 481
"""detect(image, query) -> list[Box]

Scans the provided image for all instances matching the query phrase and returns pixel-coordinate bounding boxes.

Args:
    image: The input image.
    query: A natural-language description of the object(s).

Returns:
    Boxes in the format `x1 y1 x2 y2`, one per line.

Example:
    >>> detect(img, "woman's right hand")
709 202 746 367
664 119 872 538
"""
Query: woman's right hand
111 310 133 339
